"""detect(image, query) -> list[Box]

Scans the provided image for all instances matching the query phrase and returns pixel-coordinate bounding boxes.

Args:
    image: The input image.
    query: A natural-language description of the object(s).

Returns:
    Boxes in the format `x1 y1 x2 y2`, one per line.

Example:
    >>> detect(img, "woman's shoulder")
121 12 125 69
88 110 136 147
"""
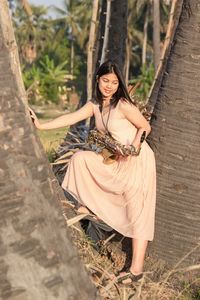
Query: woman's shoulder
89 98 97 104
89 98 99 107
118 98 135 110
88 99 99 114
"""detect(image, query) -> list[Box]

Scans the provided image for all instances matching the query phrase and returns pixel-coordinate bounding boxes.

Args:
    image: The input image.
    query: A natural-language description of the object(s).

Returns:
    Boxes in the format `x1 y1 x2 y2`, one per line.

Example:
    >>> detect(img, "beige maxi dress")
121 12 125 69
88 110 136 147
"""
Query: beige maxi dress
62 100 156 241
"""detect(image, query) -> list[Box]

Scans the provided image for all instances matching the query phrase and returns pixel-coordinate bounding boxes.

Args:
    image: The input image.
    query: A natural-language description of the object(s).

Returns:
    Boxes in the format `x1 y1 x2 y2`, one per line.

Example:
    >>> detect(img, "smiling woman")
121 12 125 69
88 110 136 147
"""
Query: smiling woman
29 60 156 284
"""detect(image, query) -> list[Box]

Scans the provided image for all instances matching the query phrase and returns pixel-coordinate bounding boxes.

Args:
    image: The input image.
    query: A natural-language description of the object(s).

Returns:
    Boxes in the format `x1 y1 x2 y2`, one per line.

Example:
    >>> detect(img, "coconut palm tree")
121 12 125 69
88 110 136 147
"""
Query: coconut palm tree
87 0 99 101
148 0 200 265
126 0 171 81
153 0 161 70
53 0 92 75
95 0 128 74
13 3 52 63
0 1 100 297
107 0 128 73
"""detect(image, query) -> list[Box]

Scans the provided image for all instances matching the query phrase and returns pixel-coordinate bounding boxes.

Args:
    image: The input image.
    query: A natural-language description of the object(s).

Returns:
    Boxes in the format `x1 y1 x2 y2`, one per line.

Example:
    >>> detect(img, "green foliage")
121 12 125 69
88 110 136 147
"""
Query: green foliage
23 55 69 104
38 125 67 162
12 1 92 104
12 0 171 105
127 0 171 77
129 63 154 101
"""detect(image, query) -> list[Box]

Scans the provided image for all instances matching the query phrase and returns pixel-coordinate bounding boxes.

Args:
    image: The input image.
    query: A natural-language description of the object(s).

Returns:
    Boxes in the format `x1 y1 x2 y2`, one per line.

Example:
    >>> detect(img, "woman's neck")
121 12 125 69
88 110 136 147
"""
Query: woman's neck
102 97 112 106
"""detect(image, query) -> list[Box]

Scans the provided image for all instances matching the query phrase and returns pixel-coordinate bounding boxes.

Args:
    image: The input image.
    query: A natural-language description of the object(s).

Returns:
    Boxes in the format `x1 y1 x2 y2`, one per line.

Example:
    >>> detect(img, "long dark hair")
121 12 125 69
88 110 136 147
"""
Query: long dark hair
93 60 134 108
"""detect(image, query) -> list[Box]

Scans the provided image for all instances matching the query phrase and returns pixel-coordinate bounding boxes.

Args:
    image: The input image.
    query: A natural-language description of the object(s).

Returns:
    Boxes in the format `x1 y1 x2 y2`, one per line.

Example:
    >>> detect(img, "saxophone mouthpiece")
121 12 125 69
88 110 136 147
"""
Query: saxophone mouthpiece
140 131 146 143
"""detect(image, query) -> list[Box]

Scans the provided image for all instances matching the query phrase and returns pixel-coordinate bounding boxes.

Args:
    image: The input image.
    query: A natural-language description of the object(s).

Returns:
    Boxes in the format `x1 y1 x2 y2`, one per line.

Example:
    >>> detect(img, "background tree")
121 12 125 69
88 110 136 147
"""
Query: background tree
153 0 161 70
11 0 172 105
87 0 99 101
0 1 100 298
94 0 128 75
107 0 128 73
126 0 171 87
148 0 200 265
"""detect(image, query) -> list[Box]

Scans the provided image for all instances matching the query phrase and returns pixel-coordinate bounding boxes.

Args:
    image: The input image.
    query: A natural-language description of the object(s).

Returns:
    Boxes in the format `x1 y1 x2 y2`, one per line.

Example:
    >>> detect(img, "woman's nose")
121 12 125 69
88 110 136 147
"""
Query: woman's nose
106 82 111 88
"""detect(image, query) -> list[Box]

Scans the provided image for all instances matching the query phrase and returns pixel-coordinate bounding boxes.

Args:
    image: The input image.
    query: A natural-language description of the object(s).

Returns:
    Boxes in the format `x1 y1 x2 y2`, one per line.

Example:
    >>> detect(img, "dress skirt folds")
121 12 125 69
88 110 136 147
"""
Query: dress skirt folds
62 100 156 241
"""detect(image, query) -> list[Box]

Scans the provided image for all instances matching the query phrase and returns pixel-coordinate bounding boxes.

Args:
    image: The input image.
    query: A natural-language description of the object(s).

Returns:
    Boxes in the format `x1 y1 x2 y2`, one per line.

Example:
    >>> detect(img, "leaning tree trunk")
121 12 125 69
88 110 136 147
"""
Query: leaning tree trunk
0 1 100 299
148 0 200 265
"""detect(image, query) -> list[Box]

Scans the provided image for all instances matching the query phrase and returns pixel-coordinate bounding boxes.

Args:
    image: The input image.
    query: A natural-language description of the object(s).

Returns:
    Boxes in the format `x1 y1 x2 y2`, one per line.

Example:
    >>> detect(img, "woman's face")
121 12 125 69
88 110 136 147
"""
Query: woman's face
98 72 119 99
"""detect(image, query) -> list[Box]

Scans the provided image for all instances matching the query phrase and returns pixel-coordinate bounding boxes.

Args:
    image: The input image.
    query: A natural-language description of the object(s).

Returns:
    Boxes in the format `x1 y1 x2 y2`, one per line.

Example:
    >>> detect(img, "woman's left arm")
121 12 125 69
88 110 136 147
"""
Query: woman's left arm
119 100 151 151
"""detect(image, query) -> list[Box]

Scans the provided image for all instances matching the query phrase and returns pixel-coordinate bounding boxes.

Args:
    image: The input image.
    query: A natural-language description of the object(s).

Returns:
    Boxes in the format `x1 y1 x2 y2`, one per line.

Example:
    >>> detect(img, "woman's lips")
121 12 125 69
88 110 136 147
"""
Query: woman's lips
104 89 112 93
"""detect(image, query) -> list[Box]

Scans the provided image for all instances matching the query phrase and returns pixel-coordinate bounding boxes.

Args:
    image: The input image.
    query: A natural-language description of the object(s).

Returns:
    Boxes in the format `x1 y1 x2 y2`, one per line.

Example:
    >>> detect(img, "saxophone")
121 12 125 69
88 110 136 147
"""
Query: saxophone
87 129 146 164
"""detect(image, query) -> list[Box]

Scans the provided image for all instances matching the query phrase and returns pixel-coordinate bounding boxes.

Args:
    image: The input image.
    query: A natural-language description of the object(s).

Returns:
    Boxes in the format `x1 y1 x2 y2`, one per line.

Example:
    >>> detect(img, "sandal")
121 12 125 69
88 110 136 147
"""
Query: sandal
117 271 143 284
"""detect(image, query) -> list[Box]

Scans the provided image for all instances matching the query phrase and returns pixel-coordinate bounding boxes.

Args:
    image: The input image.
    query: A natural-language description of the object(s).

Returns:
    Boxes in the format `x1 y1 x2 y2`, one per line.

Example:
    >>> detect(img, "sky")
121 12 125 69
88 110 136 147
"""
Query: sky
30 0 62 7
29 0 63 17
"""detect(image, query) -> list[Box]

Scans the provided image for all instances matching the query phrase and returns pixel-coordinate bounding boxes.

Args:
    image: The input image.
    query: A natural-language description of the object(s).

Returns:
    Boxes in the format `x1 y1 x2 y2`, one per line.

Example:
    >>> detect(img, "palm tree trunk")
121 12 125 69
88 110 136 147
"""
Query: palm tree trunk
148 0 200 265
93 0 107 71
20 0 33 18
70 38 74 76
147 0 180 108
142 6 149 65
153 0 161 70
87 0 99 101
0 1 100 298
95 0 128 74
107 0 128 73
125 39 130 84
100 0 111 64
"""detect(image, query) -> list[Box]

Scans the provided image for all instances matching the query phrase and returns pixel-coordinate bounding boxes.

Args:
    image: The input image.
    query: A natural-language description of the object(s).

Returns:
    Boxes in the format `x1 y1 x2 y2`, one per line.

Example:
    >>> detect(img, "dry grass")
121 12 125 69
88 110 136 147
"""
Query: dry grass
62 198 200 300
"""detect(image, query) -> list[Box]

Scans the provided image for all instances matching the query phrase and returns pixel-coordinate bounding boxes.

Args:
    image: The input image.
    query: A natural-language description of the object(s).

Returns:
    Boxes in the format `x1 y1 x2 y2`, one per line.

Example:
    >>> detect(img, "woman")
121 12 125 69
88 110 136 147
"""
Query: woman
30 60 156 283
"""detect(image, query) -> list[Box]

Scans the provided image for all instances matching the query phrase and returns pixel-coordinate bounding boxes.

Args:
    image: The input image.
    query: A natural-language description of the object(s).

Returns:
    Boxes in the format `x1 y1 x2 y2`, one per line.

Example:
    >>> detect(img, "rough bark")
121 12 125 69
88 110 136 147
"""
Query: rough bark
93 0 107 72
100 0 111 65
94 0 128 75
107 0 128 74
147 0 183 109
0 1 100 299
148 0 200 265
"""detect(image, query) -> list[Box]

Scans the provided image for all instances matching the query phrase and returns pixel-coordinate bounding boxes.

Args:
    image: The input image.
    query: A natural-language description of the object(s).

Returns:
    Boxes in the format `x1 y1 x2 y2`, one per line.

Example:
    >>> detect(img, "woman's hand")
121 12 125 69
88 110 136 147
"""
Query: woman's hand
28 107 41 129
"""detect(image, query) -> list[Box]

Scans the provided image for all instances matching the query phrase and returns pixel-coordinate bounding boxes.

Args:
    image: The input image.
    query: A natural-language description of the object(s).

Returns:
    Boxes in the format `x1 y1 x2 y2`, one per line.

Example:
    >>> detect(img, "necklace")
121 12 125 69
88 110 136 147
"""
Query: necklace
100 103 112 134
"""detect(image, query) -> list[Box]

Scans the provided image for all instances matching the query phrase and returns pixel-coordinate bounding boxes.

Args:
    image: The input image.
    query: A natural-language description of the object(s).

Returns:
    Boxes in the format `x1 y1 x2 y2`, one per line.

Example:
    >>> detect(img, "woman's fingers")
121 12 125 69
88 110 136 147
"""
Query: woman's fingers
28 106 40 127
28 107 36 120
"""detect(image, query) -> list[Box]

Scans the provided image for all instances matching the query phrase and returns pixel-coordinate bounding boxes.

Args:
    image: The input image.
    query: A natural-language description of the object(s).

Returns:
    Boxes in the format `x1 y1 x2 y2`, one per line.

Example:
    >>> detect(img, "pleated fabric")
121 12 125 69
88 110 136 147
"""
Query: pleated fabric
62 100 156 240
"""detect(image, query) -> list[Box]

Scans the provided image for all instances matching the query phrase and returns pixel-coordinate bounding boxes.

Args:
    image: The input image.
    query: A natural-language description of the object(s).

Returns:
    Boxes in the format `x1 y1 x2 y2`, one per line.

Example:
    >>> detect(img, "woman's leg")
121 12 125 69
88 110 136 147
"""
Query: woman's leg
130 238 148 274
116 238 148 283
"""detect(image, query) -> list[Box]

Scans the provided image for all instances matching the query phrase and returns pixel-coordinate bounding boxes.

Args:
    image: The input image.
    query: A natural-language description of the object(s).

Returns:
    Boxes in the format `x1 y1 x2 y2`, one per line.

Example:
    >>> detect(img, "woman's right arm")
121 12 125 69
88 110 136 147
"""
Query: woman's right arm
29 101 94 130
